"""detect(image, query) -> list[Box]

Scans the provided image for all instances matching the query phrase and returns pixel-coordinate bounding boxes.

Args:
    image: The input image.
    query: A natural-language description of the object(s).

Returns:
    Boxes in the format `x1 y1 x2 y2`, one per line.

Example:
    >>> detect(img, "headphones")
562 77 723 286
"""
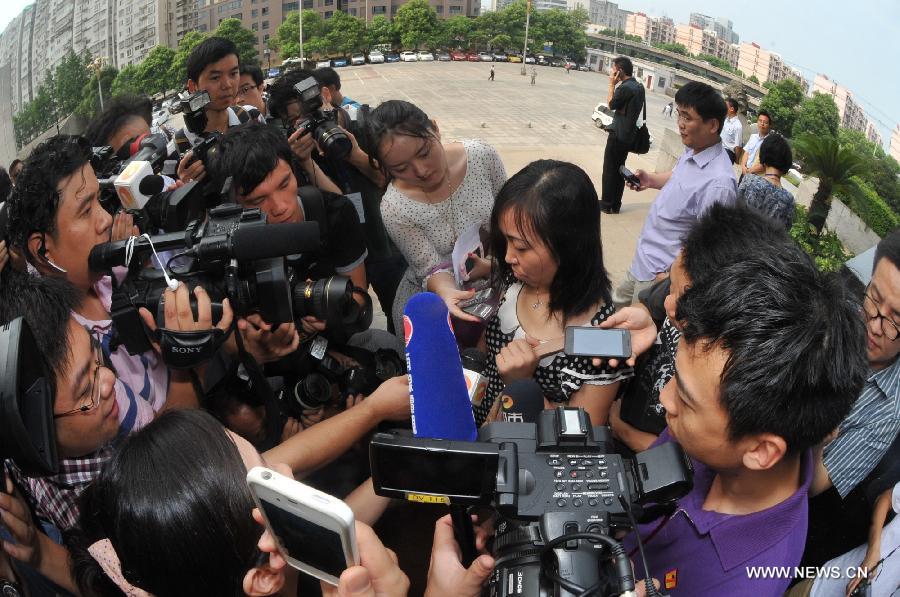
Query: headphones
37 234 67 274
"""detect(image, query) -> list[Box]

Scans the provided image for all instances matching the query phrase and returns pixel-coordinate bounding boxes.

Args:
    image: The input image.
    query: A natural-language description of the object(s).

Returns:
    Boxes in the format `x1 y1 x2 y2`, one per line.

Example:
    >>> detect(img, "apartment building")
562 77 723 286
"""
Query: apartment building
890 125 900 164
673 24 738 69
865 121 883 148
585 0 628 30
738 41 801 86
624 12 673 45
813 73 868 134
688 12 738 44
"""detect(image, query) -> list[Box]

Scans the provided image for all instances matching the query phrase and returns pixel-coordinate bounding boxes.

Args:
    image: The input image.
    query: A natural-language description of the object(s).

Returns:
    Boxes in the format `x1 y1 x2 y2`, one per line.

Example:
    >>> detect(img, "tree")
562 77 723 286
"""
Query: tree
758 77 804 137
111 64 144 96
366 15 396 49
537 8 587 60
793 133 866 233
271 12 301 59
326 11 366 56
654 42 688 55
54 50 91 117
169 30 208 86
77 65 118 118
839 129 900 214
393 0 440 50
748 74 759 84
139 46 178 95
793 92 840 140
215 18 259 66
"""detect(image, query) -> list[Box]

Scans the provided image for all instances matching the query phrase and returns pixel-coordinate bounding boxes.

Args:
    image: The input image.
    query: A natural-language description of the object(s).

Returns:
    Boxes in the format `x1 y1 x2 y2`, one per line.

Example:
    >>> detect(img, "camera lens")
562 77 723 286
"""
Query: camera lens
294 276 354 324
293 373 332 410
313 122 352 160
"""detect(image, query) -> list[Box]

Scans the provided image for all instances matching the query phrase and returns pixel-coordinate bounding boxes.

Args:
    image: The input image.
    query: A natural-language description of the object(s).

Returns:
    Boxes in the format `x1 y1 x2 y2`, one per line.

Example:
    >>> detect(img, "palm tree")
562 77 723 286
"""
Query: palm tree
792 133 865 234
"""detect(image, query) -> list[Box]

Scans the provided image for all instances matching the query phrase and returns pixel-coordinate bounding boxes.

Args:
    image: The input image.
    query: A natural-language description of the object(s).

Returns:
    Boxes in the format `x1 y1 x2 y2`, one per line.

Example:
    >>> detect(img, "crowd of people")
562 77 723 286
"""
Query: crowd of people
0 39 896 597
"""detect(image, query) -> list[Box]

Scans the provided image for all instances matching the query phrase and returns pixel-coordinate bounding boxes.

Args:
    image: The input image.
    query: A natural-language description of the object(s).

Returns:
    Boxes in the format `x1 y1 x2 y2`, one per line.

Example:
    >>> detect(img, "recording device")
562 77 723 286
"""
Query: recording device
173 90 212 136
564 327 631 359
619 166 641 187
247 467 359 586
284 77 352 160
371 408 692 597
0 317 58 476
461 348 489 408
403 292 478 441
93 133 173 214
491 379 545 423
460 286 499 320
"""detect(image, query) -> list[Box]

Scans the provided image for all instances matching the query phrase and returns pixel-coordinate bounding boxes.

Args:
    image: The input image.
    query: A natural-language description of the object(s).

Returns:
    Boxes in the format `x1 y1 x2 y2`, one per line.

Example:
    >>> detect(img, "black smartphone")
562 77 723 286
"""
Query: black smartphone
564 326 631 359
619 165 641 187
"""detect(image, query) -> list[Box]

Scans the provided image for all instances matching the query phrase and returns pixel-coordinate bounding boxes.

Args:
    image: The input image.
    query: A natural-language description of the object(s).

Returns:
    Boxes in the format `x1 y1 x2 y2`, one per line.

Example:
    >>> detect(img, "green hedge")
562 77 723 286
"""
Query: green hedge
838 178 900 237
790 205 852 272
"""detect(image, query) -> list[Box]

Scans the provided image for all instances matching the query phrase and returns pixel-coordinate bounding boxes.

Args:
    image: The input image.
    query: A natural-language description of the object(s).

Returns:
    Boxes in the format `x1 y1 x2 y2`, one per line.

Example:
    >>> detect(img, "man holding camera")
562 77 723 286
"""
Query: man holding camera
599 56 644 215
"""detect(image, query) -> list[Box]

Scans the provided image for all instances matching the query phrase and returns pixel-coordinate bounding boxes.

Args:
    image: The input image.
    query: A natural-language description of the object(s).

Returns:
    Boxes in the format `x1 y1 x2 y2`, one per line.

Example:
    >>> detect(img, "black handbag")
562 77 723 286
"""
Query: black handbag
631 99 650 155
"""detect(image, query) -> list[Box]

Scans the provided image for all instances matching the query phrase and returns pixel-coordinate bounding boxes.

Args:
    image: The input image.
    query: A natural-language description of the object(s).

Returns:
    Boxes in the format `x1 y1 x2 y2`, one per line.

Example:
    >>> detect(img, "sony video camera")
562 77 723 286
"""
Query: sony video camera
370 408 693 597
279 77 352 160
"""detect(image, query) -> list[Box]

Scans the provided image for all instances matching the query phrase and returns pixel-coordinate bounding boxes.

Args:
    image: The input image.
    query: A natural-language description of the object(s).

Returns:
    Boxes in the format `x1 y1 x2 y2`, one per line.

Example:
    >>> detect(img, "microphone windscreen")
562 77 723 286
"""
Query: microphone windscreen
460 348 489 374
138 174 166 196
229 222 321 261
404 292 477 440
496 379 545 424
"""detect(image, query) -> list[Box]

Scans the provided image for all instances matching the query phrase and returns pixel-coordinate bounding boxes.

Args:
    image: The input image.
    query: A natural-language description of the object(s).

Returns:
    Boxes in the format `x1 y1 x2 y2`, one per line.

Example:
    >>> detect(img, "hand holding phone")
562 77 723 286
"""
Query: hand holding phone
564 326 631 359
247 467 359 586
619 165 642 189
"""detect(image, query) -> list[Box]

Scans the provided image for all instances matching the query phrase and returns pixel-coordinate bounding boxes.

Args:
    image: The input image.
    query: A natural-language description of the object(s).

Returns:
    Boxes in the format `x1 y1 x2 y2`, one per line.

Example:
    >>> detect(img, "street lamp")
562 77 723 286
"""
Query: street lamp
520 0 531 76
264 48 271 70
91 56 105 111
299 8 305 65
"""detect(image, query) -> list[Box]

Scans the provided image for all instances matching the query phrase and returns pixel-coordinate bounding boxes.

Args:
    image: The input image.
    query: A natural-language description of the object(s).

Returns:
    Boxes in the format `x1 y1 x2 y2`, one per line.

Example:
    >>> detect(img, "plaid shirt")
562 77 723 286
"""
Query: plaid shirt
5 445 114 531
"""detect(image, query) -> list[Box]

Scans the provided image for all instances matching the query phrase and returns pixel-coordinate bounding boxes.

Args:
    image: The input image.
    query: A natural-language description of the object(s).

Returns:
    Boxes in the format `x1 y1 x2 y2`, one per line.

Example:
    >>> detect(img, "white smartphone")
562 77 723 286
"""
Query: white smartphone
246 467 359 585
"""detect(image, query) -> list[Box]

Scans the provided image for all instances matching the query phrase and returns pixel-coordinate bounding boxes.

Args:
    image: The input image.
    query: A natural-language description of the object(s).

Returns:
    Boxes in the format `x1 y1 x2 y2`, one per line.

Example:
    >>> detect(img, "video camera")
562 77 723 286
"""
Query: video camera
370 408 692 597
274 77 351 160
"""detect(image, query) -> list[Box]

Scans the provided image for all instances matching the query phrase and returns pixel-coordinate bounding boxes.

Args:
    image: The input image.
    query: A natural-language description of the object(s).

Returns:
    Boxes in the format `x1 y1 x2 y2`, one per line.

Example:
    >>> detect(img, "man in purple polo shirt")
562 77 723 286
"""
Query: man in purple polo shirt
625 239 868 595
612 81 737 310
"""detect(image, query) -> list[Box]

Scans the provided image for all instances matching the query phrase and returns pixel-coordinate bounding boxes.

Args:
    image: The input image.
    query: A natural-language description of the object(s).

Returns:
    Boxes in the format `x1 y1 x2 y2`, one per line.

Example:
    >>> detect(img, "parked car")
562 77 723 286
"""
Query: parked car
466 52 480 62
385 52 401 63
478 52 493 62
493 52 508 62
401 51 417 62
450 51 467 61
283 57 303 69
368 50 385 64
536 55 549 66
508 53 522 63
437 51 451 61
332 57 349 67
417 51 435 61
592 102 614 129
316 59 331 68
577 64 590 72
524 55 536 64
351 54 366 66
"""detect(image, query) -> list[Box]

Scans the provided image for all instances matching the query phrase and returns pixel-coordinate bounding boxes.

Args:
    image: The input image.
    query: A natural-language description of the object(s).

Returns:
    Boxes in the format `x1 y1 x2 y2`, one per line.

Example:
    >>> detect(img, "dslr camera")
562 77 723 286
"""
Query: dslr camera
282 77 352 160
371 408 693 597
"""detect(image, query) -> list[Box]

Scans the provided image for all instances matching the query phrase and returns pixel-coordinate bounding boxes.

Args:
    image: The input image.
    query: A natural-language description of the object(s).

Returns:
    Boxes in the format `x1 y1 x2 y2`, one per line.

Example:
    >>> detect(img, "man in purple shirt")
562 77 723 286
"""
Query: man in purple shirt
613 81 737 310
624 239 868 595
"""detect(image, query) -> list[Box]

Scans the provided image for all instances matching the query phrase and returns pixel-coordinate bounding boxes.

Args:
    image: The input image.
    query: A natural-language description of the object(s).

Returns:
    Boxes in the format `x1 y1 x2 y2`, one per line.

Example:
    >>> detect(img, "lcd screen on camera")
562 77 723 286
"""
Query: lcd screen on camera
260 500 347 578
371 442 498 500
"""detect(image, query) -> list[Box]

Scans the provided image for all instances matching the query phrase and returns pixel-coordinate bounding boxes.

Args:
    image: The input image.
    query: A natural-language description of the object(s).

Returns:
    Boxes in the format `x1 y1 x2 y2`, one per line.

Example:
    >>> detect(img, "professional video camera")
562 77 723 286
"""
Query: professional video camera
172 90 213 139
276 77 352 160
92 134 176 216
370 408 693 597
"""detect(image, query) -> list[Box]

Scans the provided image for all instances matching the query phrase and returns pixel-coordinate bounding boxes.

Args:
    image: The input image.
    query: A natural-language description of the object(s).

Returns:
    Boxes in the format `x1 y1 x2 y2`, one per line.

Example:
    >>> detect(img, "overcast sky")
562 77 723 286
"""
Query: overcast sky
2 0 897 144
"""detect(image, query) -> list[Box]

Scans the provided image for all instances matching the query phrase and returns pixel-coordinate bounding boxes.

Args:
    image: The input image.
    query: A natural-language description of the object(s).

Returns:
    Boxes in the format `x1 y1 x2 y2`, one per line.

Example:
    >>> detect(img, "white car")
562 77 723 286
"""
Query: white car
592 102 614 129
417 51 435 62
400 51 417 62
368 50 385 64
315 59 331 69
524 55 536 64
478 52 493 62
351 54 365 65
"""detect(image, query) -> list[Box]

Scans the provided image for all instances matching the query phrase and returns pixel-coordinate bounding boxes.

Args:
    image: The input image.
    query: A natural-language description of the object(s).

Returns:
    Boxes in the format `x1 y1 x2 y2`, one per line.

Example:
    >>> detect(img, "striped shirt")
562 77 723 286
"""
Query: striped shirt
823 357 900 497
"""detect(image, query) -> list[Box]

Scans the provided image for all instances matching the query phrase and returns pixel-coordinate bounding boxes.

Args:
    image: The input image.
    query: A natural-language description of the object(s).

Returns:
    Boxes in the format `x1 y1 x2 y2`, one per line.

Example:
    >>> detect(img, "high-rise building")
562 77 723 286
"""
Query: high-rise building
582 0 627 30
625 12 673 45
738 41 800 86
865 121 883 148
688 12 738 44
675 22 738 68
813 74 868 134
890 125 900 164
533 0 568 11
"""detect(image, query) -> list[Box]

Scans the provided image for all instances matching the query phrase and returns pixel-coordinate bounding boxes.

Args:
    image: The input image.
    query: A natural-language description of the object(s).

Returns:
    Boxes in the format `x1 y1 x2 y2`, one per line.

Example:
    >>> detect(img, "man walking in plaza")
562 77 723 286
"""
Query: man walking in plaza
530 66 537 85
489 65 495 81
599 56 645 214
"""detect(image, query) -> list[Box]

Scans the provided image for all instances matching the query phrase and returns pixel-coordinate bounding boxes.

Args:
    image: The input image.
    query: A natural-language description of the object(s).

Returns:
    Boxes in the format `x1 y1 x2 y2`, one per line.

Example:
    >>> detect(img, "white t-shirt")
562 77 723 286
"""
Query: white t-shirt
742 132 768 168
721 116 743 151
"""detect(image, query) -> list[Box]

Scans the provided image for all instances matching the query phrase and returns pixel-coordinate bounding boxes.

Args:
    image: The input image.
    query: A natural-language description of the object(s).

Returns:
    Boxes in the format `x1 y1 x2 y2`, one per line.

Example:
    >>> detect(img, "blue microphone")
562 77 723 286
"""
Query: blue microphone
403 292 477 441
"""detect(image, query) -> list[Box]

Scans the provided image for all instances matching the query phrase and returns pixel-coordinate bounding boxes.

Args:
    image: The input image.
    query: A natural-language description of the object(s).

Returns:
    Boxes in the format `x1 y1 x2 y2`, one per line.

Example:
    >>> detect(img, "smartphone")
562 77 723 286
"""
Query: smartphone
246 467 359 585
619 165 641 187
460 287 498 320
564 326 631 359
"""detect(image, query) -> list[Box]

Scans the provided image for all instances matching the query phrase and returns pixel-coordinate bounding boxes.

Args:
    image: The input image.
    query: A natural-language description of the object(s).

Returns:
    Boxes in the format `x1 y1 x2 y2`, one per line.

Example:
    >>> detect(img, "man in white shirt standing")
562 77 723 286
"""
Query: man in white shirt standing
740 110 771 176
721 98 743 164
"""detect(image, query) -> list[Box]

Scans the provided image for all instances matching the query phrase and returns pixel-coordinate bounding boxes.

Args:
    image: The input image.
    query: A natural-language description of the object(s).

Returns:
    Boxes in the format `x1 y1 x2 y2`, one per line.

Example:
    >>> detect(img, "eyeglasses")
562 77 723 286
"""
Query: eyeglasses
238 84 258 96
863 286 900 341
54 337 108 418
674 109 698 125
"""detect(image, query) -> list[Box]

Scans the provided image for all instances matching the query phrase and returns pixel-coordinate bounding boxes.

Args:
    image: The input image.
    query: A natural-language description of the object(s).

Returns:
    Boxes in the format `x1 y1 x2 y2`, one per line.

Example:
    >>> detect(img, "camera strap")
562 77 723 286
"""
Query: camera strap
154 327 230 370
232 325 284 442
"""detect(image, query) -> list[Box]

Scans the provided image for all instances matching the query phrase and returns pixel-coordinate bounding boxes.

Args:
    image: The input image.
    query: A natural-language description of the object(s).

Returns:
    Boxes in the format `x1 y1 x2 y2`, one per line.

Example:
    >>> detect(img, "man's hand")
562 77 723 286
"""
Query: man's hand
424 514 494 597
281 417 303 442
363 376 411 422
138 282 234 353
0 473 41 568
591 306 658 368
496 337 541 385
238 315 300 364
322 522 409 597
110 211 139 242
177 150 206 183
625 168 652 192
300 315 328 335
288 127 317 163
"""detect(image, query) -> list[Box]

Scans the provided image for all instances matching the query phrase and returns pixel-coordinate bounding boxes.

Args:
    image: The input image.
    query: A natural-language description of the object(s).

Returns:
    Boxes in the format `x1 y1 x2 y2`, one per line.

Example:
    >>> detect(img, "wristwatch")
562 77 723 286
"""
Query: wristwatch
0 578 24 597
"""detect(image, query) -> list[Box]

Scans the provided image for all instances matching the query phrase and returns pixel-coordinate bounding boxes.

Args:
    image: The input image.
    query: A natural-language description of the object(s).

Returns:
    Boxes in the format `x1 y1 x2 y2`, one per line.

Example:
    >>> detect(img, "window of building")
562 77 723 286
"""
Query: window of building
262 6 269 14
324 10 333 17
391 4 398 13
349 7 356 14
372 5 385 13
262 20 269 29
303 0 313 8
264 33 270 43
251 22 258 30
252 8 258 16
435 4 442 12
449 5 461 12
324 0 333 5
283 2 299 10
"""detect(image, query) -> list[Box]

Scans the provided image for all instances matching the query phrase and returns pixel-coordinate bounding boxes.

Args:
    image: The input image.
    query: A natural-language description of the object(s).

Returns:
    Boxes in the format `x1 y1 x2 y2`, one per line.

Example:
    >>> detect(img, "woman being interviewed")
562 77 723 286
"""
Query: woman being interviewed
476 160 632 426
363 100 507 335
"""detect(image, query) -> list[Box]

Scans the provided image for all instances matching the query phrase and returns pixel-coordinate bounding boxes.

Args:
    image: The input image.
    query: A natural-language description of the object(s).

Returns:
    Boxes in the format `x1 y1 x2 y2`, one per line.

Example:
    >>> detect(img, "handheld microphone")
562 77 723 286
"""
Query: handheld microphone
460 348 490 408
113 160 155 209
403 293 477 441
494 379 545 424
138 174 166 197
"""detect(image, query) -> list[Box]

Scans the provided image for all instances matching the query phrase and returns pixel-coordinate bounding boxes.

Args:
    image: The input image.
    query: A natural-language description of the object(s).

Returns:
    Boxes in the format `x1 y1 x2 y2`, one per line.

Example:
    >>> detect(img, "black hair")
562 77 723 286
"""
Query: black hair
83 95 153 148
757 110 771 124
359 100 436 183
489 160 611 321
675 242 867 455
758 133 792 174
266 68 316 120
186 36 239 83
240 63 264 87
674 81 727 135
612 56 633 76
0 167 11 202
209 122 296 196
873 228 900 274
67 409 262 597
725 97 739 112
6 135 92 262
313 66 342 90
681 203 793 290
9 159 23 173
0 271 82 400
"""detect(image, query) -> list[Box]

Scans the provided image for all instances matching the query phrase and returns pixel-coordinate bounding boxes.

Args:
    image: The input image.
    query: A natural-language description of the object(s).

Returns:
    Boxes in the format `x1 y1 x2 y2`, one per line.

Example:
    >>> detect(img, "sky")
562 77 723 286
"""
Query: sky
2 1 897 143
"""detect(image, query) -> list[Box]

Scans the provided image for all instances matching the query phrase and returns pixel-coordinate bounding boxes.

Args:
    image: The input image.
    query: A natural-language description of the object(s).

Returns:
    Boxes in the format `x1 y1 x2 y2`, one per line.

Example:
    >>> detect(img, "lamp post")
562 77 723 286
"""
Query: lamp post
264 48 271 70
299 8 305 65
91 57 104 111
520 0 530 76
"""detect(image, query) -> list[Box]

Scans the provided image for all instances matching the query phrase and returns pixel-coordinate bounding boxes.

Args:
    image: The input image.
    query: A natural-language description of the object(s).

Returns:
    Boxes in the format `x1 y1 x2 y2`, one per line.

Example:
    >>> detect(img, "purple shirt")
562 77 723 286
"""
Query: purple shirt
630 143 737 281
625 429 813 596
